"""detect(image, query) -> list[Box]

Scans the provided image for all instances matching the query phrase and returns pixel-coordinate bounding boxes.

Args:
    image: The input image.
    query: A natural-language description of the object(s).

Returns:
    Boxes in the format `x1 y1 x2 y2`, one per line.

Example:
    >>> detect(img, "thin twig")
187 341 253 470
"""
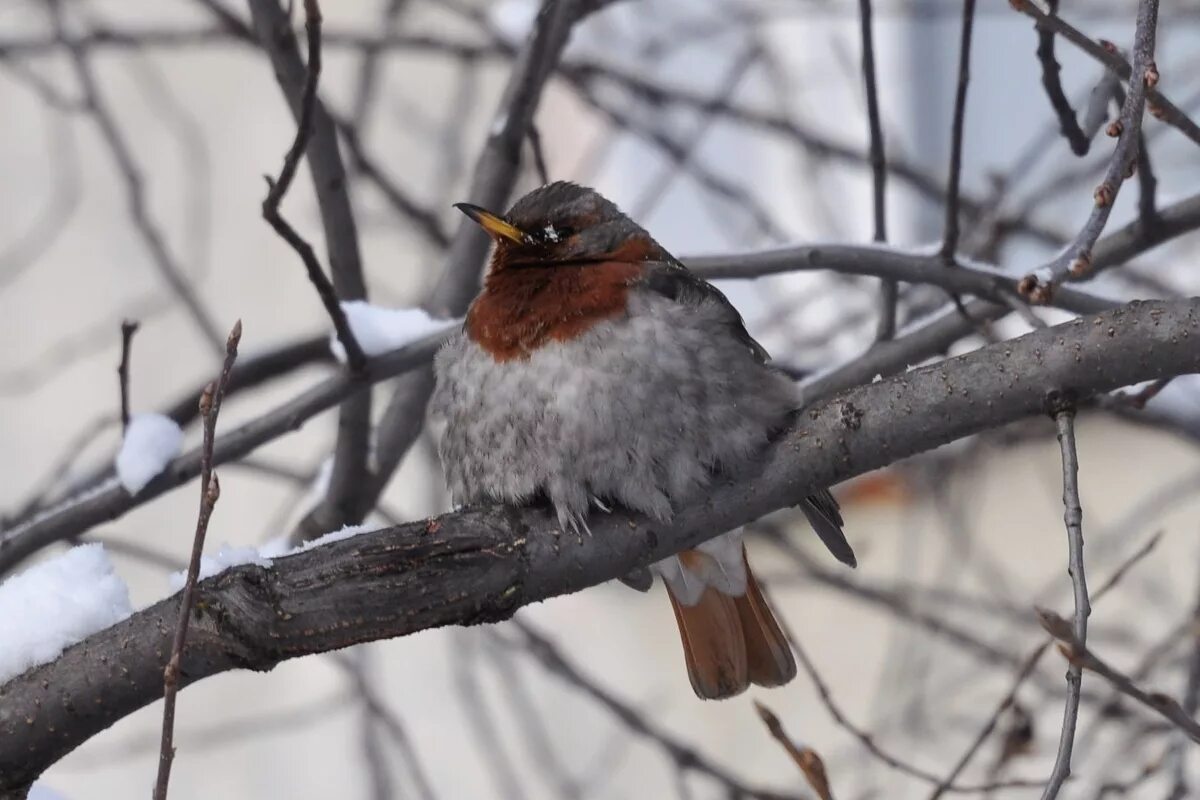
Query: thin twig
928 644 1049 800
1042 395 1090 800
1036 0 1091 156
1038 608 1200 744
929 533 1162 799
1012 0 1200 147
940 0 977 261
47 0 223 356
117 319 139 433
509 620 795 800
259 0 367 373
1021 0 1160 291
153 319 241 800
780 615 1043 793
858 0 895 341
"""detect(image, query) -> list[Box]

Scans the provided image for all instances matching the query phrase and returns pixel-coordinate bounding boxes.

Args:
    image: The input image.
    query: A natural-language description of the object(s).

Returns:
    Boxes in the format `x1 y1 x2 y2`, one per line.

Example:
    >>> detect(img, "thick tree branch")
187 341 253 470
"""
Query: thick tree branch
2 298 1199 788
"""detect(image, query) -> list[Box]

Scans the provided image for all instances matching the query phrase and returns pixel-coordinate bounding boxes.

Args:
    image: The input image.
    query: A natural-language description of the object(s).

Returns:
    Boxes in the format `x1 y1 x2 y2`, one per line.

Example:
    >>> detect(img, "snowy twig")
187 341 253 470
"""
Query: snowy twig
1041 395 1090 800
0 331 446 574
117 319 138 433
153 319 241 800
256 0 367 374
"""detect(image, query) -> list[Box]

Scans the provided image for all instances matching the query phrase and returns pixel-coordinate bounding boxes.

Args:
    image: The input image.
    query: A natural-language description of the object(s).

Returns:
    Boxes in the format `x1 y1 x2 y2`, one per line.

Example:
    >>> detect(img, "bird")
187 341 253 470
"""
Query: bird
429 181 856 700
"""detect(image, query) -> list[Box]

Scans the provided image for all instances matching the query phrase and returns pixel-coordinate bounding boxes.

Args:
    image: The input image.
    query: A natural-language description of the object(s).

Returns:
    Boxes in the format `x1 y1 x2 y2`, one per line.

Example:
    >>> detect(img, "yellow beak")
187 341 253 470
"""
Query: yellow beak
454 203 527 244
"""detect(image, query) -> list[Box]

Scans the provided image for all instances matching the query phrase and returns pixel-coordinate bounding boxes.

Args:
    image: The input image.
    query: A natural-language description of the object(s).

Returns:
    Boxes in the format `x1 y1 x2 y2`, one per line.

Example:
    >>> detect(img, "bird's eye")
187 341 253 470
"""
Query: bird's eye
534 224 572 244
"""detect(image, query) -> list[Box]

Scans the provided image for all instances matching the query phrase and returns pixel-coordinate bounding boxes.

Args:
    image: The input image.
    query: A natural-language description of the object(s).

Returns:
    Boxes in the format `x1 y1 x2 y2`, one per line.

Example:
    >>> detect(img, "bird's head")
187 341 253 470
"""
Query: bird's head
455 181 666 270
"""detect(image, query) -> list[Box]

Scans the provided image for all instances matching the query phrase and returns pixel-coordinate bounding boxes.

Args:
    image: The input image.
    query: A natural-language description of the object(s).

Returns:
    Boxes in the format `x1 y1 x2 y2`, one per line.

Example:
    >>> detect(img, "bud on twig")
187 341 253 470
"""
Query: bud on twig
199 381 215 418
1144 62 1159 89
1068 252 1092 278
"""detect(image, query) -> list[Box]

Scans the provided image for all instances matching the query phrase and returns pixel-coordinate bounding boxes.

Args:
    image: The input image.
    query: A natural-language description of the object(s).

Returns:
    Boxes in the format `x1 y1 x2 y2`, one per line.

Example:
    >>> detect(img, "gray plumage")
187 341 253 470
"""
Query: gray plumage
431 289 794 533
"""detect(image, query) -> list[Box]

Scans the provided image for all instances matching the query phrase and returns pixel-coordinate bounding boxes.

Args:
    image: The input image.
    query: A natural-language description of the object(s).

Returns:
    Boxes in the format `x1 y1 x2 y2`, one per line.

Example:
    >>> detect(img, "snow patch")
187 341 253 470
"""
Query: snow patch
294 523 373 553
167 543 274 592
165 525 377 593
0 544 132 684
115 413 183 494
331 301 456 363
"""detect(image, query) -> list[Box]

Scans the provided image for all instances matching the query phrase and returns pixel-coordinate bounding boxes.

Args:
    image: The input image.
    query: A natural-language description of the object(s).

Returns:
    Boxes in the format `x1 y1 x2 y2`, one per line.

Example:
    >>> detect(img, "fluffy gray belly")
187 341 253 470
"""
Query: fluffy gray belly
429 292 795 532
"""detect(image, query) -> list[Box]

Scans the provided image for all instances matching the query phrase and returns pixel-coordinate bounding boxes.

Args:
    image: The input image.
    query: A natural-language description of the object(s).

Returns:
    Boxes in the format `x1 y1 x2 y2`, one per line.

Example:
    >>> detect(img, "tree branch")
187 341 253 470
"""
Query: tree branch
1035 0 1092 156
1012 0 1200 148
3 298 1199 789
940 0 976 261
117 320 139 433
246 0 376 543
856 0 895 342
154 321 241 800
1041 397 1091 800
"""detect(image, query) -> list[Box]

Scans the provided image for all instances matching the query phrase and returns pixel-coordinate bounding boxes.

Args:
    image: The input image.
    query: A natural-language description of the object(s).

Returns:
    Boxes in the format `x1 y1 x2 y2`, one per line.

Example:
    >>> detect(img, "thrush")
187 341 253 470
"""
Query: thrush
430 181 856 700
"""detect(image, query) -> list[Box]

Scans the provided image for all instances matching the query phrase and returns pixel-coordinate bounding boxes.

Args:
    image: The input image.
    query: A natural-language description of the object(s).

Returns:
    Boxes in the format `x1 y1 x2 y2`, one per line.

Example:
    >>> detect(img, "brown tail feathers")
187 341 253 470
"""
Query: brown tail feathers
665 546 796 700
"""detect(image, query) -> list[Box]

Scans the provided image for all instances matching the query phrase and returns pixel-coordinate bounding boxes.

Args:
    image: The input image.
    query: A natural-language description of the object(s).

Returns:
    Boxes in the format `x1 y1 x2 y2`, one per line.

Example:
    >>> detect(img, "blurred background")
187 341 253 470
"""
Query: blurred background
3 0 1200 797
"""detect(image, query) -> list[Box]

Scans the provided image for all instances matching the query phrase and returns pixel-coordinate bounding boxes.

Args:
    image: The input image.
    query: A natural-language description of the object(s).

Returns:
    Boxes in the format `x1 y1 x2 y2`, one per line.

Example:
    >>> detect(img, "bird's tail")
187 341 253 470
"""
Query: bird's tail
656 532 796 700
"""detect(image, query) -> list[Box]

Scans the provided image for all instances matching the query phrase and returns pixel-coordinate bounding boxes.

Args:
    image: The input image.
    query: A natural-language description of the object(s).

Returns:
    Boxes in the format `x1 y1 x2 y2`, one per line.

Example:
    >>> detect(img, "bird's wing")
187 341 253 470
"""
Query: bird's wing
636 261 859 570
635 260 770 364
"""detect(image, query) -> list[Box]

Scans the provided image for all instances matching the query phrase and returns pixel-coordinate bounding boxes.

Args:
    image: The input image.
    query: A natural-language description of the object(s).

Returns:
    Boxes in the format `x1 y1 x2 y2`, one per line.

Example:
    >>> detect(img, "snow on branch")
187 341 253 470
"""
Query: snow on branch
0 543 131 685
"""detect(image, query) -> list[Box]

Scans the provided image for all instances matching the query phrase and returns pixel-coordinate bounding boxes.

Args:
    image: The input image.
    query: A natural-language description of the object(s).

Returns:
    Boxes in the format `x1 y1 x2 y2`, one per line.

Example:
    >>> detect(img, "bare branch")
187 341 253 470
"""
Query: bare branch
1041 395 1091 800
47 0 224 355
1039 609 1200 744
153 320 242 800
117 320 139 433
254 0 365 373
1036 0 1093 155
1012 0 1200 147
941 0 977 261
857 0 895 341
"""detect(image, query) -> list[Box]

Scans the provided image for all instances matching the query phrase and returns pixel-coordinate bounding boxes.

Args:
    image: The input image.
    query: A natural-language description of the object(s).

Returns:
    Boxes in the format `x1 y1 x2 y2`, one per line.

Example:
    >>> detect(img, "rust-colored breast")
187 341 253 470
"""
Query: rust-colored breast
466 261 643 361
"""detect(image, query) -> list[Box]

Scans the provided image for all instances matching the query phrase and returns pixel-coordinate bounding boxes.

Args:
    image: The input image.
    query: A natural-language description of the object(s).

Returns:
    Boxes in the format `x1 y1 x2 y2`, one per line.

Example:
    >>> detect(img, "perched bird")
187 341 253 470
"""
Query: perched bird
430 182 855 700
